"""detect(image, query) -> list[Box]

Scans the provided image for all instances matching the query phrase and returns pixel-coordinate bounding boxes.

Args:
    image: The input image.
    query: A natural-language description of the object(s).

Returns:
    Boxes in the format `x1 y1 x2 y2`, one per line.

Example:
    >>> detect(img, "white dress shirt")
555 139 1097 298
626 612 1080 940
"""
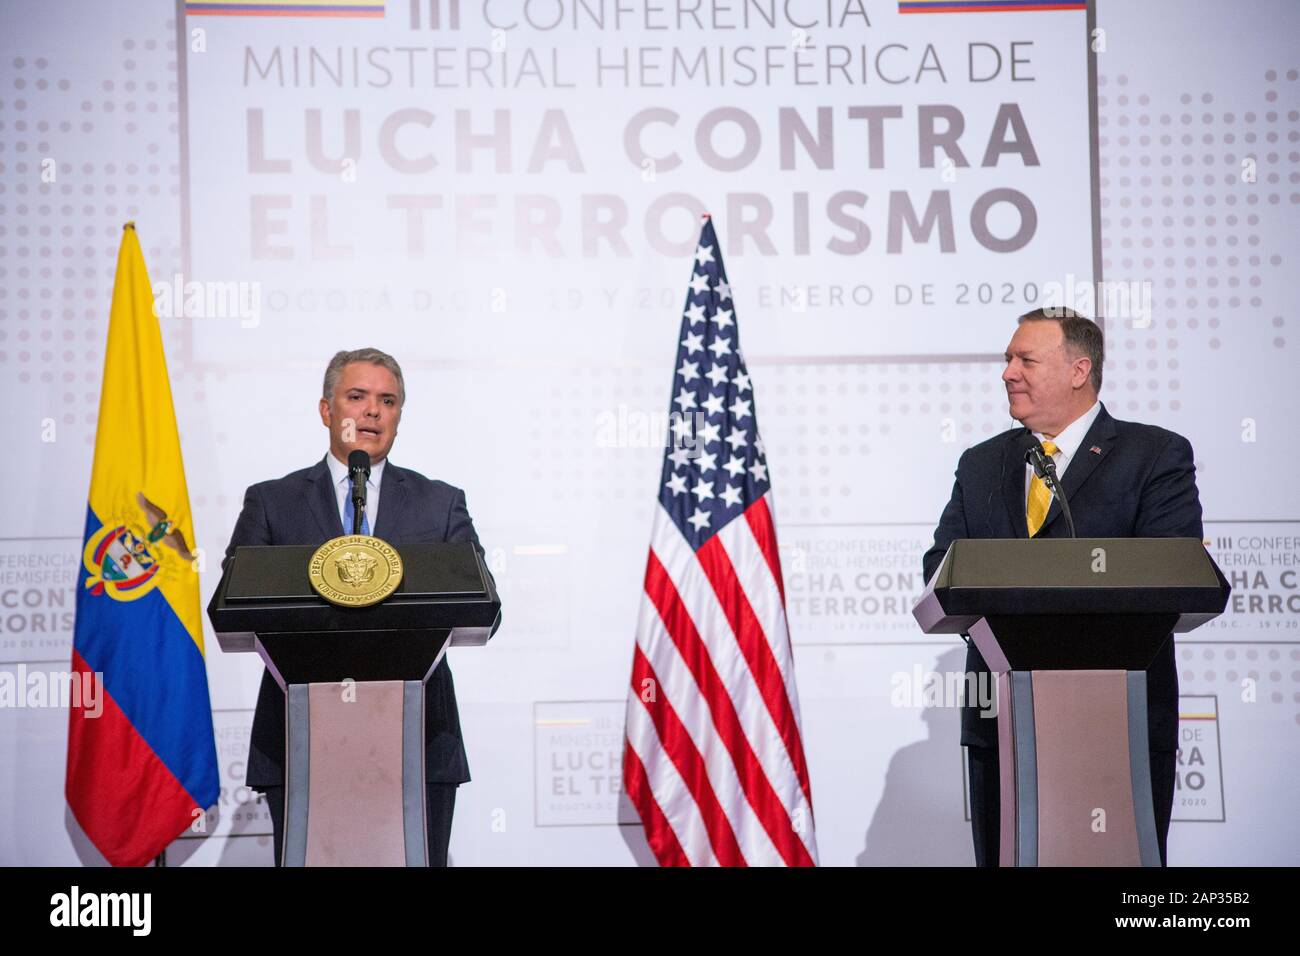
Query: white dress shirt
326 452 385 533
1024 400 1102 504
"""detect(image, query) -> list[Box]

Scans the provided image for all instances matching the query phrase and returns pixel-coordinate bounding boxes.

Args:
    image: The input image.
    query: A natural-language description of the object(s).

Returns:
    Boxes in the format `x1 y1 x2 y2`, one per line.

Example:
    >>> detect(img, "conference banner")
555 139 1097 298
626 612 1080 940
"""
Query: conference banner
179 0 1098 364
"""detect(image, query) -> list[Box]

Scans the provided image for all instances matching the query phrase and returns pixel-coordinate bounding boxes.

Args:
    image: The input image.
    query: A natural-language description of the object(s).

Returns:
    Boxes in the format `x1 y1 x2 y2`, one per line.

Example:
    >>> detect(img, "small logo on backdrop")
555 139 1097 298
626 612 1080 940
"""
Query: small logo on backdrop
898 0 1085 12
1174 694 1226 822
82 494 194 602
49 886 151 936
534 701 638 827
185 0 384 17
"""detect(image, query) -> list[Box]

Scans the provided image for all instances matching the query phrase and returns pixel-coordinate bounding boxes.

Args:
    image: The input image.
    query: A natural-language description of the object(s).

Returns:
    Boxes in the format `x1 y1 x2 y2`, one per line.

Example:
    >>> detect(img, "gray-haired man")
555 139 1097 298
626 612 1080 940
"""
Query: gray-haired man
923 309 1203 866
222 348 494 866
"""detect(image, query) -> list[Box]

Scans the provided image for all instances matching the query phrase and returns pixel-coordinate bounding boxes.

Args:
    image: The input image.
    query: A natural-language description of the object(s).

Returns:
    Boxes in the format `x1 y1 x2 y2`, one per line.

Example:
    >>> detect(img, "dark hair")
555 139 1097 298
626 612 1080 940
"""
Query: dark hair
1017 307 1103 392
323 348 405 407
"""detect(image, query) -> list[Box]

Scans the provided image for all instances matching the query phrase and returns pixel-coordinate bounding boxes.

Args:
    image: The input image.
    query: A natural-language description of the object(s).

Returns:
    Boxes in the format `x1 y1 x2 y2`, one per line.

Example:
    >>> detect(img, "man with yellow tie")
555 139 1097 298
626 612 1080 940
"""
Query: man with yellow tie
923 307 1204 867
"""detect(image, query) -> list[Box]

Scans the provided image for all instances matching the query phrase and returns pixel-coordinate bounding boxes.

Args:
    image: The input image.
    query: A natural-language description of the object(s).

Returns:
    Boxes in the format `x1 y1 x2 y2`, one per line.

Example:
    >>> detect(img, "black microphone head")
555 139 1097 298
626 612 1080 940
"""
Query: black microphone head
348 449 371 477
1019 433 1054 479
1017 430 1041 464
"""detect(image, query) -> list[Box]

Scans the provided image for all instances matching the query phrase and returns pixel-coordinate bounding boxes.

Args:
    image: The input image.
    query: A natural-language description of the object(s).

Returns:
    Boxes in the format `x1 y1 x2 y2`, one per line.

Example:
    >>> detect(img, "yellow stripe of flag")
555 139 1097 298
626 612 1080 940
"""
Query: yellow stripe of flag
87 223 204 652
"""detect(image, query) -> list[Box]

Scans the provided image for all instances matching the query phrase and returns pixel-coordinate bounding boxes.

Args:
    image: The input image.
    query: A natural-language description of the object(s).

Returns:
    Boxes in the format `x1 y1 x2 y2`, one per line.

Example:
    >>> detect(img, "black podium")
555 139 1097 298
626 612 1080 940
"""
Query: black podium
913 538 1229 866
208 541 500 867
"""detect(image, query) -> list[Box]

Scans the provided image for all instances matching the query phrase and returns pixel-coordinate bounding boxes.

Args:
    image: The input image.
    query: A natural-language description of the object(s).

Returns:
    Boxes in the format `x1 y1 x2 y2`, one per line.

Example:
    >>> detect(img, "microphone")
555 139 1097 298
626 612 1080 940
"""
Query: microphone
348 449 370 535
1021 435 1077 538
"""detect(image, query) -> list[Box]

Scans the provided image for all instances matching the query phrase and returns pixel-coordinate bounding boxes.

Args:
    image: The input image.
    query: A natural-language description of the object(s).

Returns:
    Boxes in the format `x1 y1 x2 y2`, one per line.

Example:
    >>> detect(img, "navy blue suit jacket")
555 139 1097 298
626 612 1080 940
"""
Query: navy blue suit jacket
921 403 1203 753
223 455 491 789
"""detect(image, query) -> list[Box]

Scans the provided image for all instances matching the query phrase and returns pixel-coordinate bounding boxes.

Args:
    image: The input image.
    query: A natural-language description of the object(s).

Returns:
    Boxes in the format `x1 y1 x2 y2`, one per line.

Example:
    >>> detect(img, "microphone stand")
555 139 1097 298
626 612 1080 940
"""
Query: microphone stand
351 494 365 535
1026 443 1077 538
348 450 370 536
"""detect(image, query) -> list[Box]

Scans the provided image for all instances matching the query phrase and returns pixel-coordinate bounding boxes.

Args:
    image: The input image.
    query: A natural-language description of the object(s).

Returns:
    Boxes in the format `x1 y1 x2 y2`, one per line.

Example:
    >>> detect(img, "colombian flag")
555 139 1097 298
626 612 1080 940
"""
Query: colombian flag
66 224 219 866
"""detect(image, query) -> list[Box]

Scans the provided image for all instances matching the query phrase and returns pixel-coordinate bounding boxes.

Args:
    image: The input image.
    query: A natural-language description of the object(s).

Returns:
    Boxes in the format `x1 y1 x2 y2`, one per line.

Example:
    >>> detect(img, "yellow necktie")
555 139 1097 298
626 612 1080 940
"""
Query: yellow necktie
1026 440 1060 537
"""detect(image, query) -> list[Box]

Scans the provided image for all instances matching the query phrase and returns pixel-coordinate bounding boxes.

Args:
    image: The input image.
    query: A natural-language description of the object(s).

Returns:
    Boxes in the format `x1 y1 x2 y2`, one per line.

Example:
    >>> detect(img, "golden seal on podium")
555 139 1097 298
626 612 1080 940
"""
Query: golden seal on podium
307 534 403 607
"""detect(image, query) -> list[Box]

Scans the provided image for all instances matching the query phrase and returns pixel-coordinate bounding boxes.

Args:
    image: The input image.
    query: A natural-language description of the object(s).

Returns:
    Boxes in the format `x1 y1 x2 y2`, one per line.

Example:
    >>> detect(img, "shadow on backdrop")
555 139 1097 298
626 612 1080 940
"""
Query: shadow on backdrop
858 647 975 866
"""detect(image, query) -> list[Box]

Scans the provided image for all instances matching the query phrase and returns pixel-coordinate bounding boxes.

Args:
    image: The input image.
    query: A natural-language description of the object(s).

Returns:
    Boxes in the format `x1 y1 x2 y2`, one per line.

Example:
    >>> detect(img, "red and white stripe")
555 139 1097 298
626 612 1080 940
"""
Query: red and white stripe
624 492 818 866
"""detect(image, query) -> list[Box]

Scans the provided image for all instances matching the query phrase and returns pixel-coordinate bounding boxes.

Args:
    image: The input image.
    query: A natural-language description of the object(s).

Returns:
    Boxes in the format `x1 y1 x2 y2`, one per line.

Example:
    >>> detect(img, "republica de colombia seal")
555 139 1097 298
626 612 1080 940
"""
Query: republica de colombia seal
307 535 403 607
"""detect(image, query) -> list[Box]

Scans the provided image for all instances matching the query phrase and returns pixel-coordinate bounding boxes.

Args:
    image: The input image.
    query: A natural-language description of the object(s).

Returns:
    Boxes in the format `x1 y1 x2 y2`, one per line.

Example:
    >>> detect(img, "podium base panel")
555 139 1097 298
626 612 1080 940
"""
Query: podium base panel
997 669 1161 867
282 680 428 867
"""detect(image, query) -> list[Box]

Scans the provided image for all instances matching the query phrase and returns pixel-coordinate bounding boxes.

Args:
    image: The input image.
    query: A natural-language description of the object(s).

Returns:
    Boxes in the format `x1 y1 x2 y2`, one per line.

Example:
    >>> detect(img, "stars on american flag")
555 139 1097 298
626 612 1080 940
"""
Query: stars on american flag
659 227 770 547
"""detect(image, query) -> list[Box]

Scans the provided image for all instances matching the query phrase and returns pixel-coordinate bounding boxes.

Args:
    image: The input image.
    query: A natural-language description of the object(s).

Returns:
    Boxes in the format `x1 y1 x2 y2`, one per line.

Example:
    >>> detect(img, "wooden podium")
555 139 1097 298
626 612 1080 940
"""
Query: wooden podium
208 541 500 866
913 538 1229 866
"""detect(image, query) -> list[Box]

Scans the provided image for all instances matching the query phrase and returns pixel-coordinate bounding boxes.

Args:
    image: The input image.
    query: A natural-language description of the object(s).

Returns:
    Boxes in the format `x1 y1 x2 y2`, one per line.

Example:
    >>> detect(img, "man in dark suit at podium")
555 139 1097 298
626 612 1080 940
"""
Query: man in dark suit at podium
224 347 492 866
923 308 1202 867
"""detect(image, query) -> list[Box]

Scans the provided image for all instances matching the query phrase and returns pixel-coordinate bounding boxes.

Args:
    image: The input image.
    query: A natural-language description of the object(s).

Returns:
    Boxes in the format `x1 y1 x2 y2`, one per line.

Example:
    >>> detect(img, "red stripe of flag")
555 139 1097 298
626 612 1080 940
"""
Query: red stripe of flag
64 649 201 866
630 645 746 866
694 532 813 805
744 496 787 607
644 550 814 865
621 740 691 867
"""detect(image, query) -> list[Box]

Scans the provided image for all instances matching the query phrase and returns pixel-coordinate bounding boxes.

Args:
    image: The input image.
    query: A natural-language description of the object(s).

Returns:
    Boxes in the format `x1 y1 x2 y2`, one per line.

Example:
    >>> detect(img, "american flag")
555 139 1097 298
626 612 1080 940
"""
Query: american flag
622 217 818 866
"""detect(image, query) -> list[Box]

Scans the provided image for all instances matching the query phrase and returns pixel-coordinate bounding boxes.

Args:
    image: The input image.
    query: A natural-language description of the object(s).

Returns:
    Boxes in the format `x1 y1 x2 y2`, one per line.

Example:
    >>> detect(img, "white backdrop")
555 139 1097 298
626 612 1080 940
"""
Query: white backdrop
1 0 1297 865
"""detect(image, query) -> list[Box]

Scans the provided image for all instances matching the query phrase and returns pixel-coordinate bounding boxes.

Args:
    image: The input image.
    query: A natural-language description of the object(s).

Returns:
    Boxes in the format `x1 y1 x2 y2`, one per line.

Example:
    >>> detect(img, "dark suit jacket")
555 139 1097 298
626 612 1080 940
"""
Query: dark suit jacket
222 455 493 789
921 403 1202 753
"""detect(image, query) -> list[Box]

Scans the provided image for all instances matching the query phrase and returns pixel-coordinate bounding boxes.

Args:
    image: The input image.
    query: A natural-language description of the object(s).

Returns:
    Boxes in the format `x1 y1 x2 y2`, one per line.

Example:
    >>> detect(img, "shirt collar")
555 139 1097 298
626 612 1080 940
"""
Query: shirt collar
1034 400 1101 464
326 451 385 488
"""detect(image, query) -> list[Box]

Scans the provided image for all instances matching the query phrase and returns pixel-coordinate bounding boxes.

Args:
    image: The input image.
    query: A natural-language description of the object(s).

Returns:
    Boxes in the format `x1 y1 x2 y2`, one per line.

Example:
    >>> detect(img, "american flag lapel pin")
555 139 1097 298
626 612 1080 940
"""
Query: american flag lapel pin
1090 445 1102 455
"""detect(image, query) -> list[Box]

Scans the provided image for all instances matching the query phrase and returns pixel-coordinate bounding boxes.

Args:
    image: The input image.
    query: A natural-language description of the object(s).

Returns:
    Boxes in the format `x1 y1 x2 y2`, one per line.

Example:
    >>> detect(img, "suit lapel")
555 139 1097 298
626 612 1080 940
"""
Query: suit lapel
306 455 345 540
373 461 407 542
1003 428 1031 539
1038 404 1117 536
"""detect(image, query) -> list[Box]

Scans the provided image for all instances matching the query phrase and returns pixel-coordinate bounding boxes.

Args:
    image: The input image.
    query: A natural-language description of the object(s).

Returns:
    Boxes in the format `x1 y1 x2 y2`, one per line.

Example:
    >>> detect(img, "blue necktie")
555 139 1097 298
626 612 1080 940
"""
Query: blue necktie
341 483 371 536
